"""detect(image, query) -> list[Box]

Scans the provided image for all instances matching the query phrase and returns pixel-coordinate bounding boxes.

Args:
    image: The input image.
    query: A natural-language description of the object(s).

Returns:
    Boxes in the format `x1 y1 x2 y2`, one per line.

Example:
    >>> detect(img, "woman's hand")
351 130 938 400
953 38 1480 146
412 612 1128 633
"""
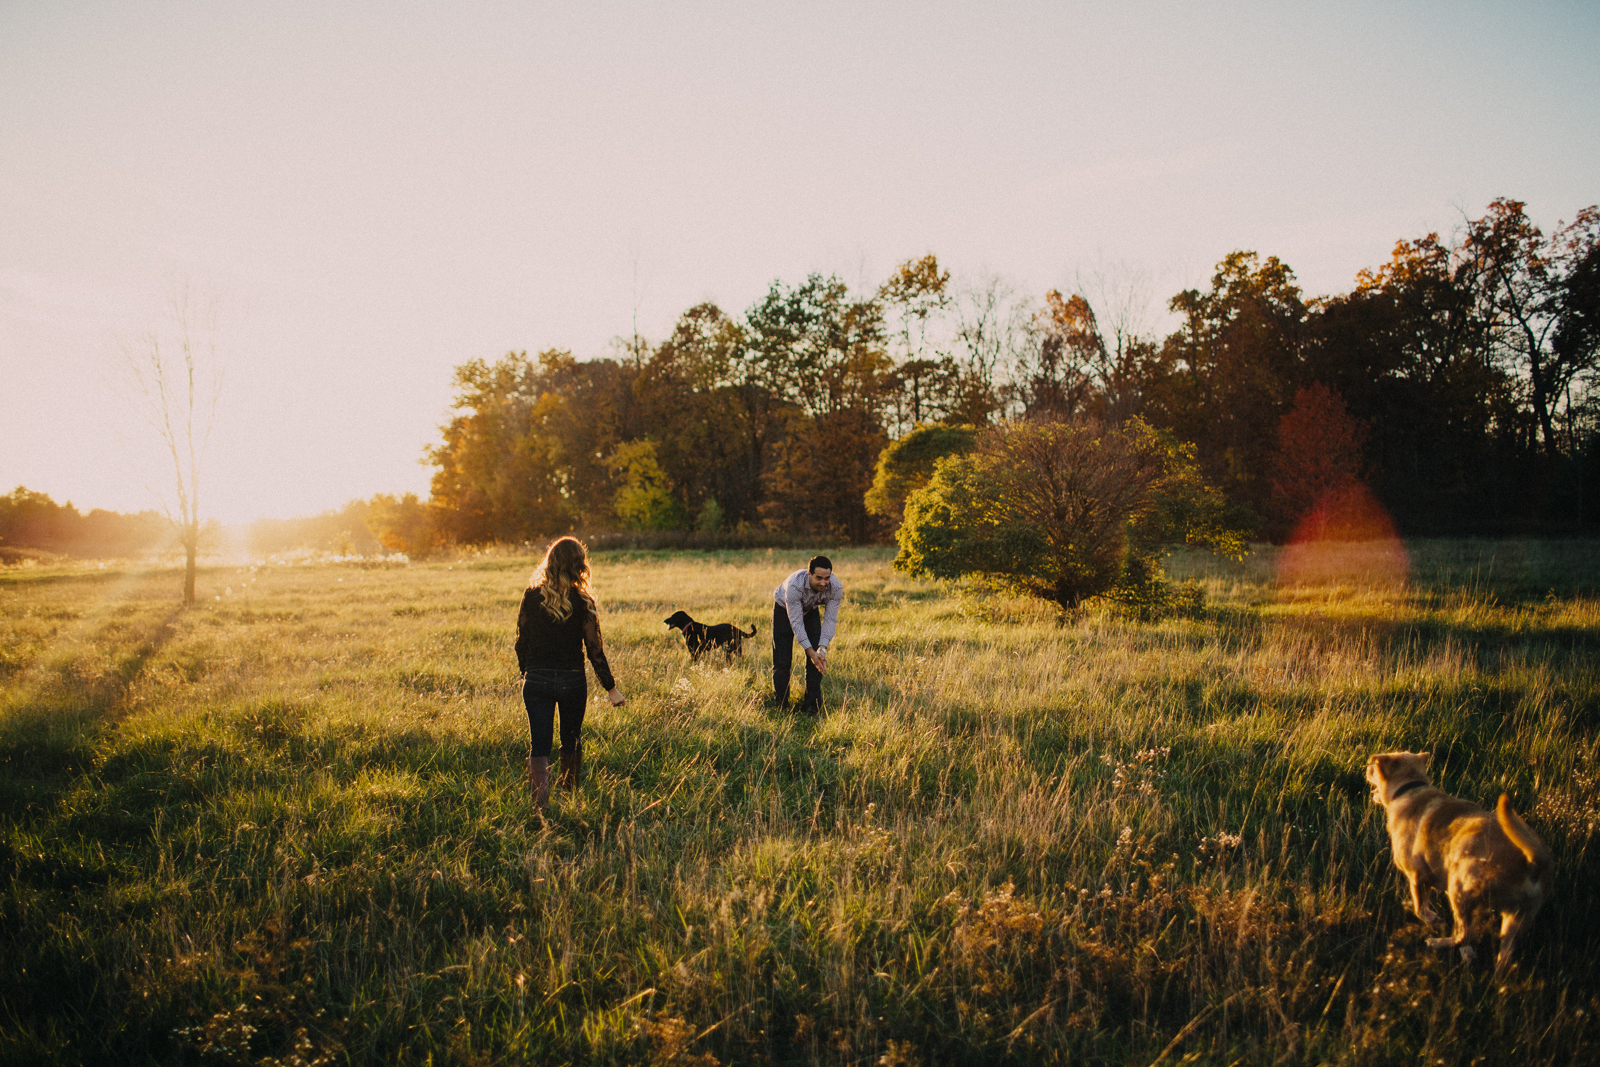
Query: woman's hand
608 688 626 707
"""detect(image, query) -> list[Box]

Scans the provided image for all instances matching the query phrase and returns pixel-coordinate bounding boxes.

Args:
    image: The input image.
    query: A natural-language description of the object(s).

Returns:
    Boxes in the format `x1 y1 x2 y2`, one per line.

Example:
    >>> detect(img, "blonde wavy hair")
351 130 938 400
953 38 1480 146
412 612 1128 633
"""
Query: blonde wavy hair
529 536 597 622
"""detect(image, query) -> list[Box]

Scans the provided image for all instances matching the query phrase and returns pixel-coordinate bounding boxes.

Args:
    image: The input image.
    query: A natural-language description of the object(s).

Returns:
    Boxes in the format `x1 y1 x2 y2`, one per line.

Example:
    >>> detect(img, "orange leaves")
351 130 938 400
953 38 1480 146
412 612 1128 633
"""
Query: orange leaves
1270 383 1368 535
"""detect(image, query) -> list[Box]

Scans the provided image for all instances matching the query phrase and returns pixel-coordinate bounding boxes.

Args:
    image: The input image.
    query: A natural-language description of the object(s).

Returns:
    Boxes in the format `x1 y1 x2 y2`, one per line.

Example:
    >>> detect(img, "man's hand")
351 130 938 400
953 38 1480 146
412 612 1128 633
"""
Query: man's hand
807 648 828 675
608 688 627 706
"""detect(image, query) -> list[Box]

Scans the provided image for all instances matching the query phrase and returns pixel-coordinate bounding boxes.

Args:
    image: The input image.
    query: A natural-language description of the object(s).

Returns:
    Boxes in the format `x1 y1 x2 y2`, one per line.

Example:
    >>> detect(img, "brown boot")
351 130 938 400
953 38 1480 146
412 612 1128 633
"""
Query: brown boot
558 747 581 791
527 756 550 810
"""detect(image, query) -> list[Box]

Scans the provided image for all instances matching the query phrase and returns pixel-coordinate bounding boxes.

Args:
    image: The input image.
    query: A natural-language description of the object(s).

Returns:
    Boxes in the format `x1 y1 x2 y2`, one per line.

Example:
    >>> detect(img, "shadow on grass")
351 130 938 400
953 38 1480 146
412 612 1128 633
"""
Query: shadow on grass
0 605 185 822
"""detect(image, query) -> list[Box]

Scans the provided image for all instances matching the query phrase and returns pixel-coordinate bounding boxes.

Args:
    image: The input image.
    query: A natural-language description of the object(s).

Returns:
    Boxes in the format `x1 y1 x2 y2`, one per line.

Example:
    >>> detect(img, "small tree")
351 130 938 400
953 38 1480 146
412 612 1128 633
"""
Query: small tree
895 417 1246 614
367 493 437 557
1270 382 1368 537
123 289 225 605
607 439 689 531
864 423 978 527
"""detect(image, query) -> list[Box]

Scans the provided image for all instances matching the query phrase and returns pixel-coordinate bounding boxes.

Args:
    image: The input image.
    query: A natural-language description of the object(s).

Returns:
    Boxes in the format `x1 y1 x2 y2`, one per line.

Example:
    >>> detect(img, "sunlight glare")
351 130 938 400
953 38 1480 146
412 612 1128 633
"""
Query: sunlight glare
1276 484 1409 587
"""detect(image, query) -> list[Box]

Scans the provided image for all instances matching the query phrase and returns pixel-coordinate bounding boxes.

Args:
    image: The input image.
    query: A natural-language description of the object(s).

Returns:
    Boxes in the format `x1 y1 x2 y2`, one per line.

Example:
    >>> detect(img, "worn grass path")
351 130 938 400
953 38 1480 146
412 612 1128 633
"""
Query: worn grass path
1 543 1597 1065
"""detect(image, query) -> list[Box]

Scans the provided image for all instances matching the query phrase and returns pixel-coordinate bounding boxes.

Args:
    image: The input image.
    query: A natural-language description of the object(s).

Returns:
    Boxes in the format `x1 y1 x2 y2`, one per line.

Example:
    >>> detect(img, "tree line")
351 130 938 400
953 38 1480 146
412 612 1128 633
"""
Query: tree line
0 489 431 562
427 197 1600 546
0 487 171 562
5 197 1595 564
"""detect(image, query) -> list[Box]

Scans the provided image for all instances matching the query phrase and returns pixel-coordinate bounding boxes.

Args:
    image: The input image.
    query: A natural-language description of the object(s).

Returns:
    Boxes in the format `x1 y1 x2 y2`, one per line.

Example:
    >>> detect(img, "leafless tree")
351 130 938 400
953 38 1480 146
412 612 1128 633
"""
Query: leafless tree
950 272 1031 421
123 288 226 604
1070 259 1163 423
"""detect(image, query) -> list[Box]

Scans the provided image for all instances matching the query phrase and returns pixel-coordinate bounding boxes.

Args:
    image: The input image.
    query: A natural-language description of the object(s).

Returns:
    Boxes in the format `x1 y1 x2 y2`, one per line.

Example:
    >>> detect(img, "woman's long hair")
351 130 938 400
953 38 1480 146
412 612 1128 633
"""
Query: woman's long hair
529 537 597 622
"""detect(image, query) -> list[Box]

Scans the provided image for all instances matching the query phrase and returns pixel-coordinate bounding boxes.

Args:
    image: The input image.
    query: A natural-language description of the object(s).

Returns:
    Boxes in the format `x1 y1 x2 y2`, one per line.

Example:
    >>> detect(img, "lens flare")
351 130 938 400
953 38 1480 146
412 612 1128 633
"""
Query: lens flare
1276 484 1408 587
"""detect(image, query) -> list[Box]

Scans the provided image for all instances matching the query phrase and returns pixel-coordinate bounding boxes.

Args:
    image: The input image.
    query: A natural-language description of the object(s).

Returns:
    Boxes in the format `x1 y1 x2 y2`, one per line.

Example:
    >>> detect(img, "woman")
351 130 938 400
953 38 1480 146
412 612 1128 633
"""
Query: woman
515 537 625 809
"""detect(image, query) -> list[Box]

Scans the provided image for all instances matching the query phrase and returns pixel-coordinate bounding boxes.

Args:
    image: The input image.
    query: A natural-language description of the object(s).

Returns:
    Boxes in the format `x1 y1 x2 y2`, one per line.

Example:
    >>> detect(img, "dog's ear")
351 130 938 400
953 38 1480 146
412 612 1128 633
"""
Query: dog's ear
1417 751 1431 765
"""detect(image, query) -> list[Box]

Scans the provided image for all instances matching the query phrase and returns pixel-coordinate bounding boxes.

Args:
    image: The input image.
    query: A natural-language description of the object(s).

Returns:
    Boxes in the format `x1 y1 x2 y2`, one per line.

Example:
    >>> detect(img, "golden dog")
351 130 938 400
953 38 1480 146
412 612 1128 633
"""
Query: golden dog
1366 751 1552 974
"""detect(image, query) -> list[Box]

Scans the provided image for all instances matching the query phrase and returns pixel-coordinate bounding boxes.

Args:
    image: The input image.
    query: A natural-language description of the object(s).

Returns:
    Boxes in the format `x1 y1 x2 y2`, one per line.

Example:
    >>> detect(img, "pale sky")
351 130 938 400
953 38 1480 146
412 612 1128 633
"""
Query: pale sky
4 0 1597 523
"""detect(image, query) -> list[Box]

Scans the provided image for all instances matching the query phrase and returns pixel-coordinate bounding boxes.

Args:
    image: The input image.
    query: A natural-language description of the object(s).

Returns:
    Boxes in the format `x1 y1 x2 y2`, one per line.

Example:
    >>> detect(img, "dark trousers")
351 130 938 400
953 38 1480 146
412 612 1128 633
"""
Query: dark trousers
522 668 587 759
772 603 823 712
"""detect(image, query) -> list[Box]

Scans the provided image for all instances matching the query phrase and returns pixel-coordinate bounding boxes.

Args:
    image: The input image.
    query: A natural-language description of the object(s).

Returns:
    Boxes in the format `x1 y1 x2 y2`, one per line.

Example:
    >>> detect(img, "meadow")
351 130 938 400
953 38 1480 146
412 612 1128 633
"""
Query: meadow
1 541 1598 1066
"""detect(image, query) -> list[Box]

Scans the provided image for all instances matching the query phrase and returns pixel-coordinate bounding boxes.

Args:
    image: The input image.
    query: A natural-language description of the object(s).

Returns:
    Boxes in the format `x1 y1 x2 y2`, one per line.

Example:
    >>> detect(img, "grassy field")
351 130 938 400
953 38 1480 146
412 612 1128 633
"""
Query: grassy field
2 542 1598 1066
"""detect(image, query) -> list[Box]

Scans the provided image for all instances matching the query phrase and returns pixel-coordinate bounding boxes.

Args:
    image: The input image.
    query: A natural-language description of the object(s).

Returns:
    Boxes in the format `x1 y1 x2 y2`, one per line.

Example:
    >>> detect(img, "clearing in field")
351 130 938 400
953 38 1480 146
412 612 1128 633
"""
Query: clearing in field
1 542 1597 1066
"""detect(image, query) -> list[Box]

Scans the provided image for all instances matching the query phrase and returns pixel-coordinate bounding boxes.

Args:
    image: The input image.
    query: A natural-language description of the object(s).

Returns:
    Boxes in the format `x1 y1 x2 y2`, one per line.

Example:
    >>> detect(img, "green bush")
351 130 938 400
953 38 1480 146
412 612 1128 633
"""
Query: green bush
895 416 1246 614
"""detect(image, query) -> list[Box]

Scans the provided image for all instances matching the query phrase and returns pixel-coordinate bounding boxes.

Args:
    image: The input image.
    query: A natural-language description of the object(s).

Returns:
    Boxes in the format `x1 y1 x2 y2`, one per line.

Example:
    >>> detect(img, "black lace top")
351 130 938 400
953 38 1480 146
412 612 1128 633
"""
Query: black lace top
514 588 617 690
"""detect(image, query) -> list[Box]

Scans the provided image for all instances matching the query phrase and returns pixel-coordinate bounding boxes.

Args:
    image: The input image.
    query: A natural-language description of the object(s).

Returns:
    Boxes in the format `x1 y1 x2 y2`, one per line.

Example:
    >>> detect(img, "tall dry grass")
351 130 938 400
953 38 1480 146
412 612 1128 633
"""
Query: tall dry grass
1 543 1597 1065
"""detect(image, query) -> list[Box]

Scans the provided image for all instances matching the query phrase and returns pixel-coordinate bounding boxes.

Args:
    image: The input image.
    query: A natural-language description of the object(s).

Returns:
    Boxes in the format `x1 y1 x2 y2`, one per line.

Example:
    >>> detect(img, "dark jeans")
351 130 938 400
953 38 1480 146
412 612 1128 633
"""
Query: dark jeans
522 668 586 759
772 603 823 712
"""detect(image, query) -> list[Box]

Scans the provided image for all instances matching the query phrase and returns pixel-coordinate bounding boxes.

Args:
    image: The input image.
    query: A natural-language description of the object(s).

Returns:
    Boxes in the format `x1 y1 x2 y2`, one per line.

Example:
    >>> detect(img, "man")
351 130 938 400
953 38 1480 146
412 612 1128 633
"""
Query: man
772 555 843 713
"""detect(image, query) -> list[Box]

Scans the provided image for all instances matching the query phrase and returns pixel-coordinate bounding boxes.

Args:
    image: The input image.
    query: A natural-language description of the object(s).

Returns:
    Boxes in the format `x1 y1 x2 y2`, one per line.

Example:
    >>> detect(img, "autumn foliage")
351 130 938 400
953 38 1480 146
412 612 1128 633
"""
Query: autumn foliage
8 199 1596 560
405 200 1597 550
1270 383 1374 540
894 418 1246 612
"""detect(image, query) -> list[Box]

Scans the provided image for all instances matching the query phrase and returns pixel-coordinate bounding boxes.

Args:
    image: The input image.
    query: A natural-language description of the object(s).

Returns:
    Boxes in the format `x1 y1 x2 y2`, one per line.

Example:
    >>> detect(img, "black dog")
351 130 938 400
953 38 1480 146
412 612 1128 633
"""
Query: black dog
664 610 758 662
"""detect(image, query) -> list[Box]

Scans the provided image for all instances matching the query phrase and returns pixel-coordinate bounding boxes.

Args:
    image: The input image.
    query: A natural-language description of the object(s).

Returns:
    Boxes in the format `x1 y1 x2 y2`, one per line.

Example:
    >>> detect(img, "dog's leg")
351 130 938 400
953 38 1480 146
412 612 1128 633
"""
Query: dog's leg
1426 884 1476 963
1406 871 1441 926
1493 910 1526 977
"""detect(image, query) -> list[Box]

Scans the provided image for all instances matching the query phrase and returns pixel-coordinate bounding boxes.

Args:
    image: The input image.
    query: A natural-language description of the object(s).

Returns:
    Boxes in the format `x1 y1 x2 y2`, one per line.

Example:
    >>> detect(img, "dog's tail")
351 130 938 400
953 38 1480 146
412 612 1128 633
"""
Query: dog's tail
1497 794 1551 868
742 624 758 637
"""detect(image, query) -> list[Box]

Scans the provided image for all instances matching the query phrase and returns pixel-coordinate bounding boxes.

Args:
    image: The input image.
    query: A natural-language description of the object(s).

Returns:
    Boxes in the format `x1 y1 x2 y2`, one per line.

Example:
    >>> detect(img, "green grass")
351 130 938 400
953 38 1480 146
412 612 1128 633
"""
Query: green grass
2 543 1598 1066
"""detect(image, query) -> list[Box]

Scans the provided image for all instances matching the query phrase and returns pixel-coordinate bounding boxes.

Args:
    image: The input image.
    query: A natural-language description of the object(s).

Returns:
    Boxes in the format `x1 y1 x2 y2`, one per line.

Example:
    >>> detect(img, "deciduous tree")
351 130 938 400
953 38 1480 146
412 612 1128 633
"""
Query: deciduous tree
895 417 1244 613
1465 198 1583 458
863 423 978 527
879 254 971 432
746 274 894 538
1156 252 1307 521
1309 231 1519 534
606 439 688 531
426 351 571 544
122 289 226 604
634 303 768 526
366 493 436 557
745 273 894 419
1007 290 1097 421
1270 383 1368 536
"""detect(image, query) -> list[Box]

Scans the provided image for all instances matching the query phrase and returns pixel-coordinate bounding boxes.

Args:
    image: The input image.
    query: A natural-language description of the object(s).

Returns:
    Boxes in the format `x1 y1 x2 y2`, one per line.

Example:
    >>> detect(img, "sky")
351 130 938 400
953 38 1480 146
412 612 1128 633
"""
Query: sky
3 0 1597 524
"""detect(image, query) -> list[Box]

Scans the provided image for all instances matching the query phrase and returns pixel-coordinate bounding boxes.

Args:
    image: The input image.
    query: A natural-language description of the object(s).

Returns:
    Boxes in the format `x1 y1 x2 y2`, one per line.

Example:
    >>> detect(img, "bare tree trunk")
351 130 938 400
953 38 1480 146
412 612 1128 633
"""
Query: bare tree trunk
120 285 226 607
184 534 197 605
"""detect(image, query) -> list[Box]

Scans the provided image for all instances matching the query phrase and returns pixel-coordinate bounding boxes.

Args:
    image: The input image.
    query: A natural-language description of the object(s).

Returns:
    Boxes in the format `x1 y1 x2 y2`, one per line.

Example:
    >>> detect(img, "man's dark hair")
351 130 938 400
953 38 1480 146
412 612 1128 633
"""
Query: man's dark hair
808 555 833 575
